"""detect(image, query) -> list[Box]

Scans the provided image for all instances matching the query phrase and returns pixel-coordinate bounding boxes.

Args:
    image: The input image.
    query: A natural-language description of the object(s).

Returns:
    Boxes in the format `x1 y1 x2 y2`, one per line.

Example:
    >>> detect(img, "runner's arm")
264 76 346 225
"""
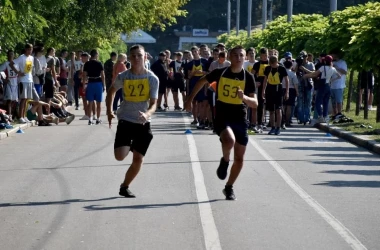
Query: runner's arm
145 98 157 118
101 70 106 91
106 85 117 114
261 76 268 98
242 93 258 108
187 77 208 103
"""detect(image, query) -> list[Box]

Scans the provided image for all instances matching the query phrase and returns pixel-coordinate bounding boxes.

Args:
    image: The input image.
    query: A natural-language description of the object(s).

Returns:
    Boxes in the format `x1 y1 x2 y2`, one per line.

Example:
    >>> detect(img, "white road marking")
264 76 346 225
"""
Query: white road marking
261 139 284 143
183 116 222 250
310 139 336 143
249 138 367 250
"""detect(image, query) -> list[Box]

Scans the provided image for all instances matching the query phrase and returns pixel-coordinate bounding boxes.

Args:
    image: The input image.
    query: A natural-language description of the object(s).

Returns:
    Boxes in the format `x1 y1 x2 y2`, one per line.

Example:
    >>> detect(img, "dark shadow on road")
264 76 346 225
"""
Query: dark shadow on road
311 153 378 158
0 159 322 172
312 160 380 166
313 181 380 188
321 170 380 176
0 197 121 208
83 199 223 211
282 146 359 152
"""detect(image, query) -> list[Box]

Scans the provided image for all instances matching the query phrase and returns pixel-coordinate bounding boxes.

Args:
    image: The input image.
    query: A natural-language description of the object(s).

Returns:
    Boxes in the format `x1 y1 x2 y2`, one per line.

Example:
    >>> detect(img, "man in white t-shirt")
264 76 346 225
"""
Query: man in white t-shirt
330 50 347 118
10 43 39 123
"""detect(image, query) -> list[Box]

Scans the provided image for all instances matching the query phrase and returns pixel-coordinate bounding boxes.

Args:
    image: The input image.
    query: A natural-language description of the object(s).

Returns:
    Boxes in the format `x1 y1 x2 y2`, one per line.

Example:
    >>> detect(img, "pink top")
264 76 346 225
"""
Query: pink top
112 62 127 83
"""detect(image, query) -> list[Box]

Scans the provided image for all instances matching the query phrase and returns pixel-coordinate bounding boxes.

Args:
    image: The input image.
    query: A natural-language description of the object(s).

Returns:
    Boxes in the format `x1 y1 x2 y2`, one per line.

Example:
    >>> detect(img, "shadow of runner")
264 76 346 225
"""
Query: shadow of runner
83 199 223 211
312 160 380 166
0 197 121 208
313 181 380 188
321 170 380 176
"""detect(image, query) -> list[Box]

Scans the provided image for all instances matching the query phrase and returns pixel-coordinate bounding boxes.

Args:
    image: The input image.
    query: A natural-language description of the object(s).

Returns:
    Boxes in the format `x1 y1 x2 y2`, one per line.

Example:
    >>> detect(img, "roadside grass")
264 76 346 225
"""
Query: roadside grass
333 104 380 142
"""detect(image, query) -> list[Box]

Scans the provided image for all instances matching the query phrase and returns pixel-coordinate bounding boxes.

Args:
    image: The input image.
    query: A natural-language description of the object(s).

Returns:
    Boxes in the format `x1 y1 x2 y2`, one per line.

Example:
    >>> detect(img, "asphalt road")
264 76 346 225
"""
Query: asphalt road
0 96 379 250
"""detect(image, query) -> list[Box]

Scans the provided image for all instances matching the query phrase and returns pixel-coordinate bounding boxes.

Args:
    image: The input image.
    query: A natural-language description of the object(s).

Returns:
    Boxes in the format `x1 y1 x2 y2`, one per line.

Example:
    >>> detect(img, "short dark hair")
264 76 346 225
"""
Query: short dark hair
60 49 68 56
90 49 98 57
269 55 278 64
7 50 14 56
247 47 256 54
191 46 199 51
129 44 145 53
200 44 207 48
259 48 268 55
230 45 245 55
110 52 117 57
183 50 190 54
212 48 220 53
47 47 55 54
218 51 226 58
25 43 33 49
284 60 293 69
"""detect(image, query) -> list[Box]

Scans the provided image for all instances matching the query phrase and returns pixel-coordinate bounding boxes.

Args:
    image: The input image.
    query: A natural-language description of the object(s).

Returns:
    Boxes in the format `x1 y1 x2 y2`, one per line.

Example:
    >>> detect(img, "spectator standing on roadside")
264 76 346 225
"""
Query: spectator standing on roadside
104 52 117 92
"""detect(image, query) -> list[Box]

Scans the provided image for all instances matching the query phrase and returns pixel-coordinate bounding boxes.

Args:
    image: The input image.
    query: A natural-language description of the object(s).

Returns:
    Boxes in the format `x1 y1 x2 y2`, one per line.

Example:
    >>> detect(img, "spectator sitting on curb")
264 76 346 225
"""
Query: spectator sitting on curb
26 100 58 126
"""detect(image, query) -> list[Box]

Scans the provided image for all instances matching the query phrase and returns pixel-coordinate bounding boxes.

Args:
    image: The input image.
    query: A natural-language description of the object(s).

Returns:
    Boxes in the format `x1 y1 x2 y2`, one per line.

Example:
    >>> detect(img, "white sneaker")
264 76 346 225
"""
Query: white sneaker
24 117 31 123
316 117 325 124
19 118 27 124
79 115 89 120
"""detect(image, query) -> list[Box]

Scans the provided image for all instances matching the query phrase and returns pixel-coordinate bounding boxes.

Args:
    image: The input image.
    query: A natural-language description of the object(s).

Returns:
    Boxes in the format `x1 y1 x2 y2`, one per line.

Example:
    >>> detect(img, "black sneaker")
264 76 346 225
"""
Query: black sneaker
223 185 236 200
217 157 229 180
38 120 51 126
96 119 102 125
163 103 169 110
119 186 136 198
268 127 276 135
88 120 92 125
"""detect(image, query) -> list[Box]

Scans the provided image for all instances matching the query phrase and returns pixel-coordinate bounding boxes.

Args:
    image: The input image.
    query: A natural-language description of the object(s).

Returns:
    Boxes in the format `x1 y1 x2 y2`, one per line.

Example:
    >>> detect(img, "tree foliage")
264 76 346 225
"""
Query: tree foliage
0 0 187 57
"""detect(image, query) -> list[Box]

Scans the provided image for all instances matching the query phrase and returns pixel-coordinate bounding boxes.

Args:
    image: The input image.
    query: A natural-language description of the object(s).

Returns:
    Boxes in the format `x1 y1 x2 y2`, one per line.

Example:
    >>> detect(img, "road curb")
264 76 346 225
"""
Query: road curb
316 123 380 155
0 121 37 140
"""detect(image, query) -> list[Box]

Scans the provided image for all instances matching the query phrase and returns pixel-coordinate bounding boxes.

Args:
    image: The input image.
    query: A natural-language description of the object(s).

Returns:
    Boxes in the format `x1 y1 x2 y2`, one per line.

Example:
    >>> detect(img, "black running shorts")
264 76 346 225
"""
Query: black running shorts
114 120 153 156
214 119 249 146
265 84 283 111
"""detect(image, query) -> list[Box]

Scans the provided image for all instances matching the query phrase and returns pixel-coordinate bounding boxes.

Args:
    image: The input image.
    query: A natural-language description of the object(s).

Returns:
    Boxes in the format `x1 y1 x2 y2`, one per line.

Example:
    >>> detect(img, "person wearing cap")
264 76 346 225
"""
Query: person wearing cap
279 52 293 65
150 51 169 111
82 49 105 125
106 44 159 198
294 50 315 125
304 55 341 124
185 45 257 200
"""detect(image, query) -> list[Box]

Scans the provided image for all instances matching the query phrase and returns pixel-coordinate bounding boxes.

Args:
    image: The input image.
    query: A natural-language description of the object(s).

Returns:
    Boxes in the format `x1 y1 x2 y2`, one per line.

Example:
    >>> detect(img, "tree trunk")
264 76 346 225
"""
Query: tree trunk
376 73 380 123
356 71 361 116
345 70 354 112
364 76 369 119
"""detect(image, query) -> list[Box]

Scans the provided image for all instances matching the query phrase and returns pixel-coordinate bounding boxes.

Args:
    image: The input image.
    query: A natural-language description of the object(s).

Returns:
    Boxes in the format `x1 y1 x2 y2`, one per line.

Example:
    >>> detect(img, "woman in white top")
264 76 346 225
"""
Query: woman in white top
304 55 340 123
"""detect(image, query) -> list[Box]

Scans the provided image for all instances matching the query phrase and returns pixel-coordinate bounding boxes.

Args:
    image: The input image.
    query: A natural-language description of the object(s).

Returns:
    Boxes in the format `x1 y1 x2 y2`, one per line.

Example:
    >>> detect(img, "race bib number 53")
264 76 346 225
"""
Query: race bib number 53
123 78 150 102
218 77 245 105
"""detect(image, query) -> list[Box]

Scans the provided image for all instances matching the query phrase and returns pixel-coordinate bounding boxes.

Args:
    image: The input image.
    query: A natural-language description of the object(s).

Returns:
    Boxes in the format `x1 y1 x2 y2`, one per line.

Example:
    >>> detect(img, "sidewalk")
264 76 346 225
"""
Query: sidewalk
316 123 380 155
0 121 37 140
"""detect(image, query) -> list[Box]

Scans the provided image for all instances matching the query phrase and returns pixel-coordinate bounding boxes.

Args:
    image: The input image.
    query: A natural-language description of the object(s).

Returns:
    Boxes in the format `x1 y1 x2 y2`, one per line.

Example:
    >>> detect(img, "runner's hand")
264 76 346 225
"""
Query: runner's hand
184 100 192 112
285 91 289 101
138 111 149 125
237 87 244 100
107 112 115 128
262 91 266 100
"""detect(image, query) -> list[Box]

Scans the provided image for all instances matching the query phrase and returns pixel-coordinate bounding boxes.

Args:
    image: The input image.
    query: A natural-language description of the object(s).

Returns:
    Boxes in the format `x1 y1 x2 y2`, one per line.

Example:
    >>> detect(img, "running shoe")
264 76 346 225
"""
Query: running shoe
38 120 51 126
275 127 281 135
65 115 75 125
197 121 205 130
96 119 102 125
88 120 92 125
24 117 31 123
174 106 182 111
268 127 276 135
19 118 27 124
190 120 198 127
163 103 169 110
75 106 79 110
119 186 136 198
223 185 236 200
216 157 229 180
